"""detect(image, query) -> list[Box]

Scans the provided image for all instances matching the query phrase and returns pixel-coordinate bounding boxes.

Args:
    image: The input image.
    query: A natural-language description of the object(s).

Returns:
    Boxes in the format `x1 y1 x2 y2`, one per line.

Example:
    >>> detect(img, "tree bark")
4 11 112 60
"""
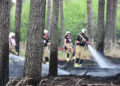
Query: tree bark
49 0 59 77
105 0 113 50
46 0 51 37
111 0 118 43
87 0 94 45
105 0 118 50
96 0 105 54
14 0 23 55
24 0 46 84
0 0 10 85
60 0 65 47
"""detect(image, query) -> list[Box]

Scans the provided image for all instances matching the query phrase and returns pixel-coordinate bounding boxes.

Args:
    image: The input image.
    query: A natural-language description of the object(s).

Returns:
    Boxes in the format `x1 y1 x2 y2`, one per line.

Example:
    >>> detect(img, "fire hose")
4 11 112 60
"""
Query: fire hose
46 34 89 68
58 35 89 68
79 34 89 46
58 43 76 68
58 47 73 51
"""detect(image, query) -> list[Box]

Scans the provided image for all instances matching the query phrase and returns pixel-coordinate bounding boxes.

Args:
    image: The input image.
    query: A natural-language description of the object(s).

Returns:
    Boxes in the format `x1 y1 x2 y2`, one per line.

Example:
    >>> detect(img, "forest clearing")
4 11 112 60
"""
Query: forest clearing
0 0 120 86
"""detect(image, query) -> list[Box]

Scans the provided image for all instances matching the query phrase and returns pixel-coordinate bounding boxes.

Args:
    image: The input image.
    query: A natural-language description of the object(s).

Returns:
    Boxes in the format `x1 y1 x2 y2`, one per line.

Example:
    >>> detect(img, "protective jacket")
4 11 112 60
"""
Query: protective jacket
76 34 88 46
43 35 50 47
64 35 72 43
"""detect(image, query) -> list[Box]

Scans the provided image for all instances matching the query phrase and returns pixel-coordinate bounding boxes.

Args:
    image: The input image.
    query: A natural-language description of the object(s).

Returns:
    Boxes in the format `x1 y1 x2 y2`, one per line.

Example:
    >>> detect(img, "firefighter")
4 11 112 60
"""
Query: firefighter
74 29 88 67
9 32 18 55
43 29 50 65
64 31 73 62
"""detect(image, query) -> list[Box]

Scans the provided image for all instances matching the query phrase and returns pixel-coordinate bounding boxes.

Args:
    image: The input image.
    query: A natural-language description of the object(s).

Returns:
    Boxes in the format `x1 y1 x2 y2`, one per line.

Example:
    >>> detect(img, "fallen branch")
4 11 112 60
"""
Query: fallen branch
88 84 113 85
6 79 19 86
75 78 84 86
50 77 61 86
16 76 33 86
39 79 48 86
83 69 90 76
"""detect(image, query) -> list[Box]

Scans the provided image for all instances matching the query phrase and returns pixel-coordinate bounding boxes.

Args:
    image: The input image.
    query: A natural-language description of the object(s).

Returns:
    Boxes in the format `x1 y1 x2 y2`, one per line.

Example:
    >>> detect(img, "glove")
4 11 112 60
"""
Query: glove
82 41 86 45
85 39 87 43
79 41 86 46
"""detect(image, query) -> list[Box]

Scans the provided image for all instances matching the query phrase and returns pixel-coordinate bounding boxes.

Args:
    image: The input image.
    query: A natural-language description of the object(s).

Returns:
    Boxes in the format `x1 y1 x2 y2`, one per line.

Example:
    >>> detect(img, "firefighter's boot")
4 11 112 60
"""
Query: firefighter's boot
45 57 49 65
65 53 70 62
74 58 80 68
79 59 83 67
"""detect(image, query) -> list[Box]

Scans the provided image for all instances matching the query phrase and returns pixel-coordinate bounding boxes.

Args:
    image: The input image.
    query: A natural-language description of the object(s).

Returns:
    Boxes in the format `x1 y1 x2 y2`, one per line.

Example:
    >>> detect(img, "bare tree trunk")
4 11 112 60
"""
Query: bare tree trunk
0 0 10 85
96 0 105 54
46 0 51 37
60 0 65 47
111 0 118 43
14 0 23 55
24 0 46 84
105 0 118 50
105 0 113 50
49 0 59 77
87 0 94 45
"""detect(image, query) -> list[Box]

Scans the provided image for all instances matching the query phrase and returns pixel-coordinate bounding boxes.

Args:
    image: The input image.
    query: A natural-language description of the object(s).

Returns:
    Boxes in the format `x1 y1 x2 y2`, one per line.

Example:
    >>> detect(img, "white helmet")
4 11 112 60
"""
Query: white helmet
81 29 87 34
9 32 15 38
66 31 71 35
44 29 48 33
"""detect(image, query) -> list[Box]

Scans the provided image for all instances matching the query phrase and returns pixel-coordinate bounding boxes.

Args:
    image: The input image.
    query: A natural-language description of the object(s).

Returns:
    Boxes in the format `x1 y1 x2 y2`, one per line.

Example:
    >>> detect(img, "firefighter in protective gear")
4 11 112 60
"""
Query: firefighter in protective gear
64 31 73 62
74 29 88 67
9 32 18 55
43 29 50 65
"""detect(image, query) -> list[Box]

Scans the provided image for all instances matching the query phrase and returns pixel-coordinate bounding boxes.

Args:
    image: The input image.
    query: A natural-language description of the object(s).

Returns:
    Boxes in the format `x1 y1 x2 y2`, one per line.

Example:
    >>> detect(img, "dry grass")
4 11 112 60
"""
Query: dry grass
104 45 120 58
19 42 26 57
19 42 120 59
19 42 92 61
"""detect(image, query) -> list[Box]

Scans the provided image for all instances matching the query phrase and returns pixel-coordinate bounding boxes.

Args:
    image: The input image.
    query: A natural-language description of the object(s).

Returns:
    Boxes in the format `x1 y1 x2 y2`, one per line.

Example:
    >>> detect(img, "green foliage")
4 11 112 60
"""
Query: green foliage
116 5 120 40
10 0 30 41
62 0 98 42
10 0 120 42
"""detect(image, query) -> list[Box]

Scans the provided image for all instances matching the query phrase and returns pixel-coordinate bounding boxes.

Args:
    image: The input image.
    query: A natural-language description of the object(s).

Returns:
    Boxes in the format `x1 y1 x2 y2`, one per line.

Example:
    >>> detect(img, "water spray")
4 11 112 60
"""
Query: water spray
79 34 115 68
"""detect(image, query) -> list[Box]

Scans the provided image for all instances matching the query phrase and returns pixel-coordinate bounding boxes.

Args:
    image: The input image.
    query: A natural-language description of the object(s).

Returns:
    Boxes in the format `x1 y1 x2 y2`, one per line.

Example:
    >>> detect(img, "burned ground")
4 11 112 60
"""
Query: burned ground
8 55 120 86
40 74 120 86
7 74 120 86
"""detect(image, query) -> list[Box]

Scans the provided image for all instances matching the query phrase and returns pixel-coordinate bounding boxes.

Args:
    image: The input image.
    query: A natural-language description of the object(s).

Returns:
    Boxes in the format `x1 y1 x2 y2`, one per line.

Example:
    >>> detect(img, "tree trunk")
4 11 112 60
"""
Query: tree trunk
0 0 10 85
14 0 23 55
105 0 113 50
111 0 118 43
87 0 94 45
24 0 46 84
60 0 65 47
46 0 51 37
105 0 118 50
96 0 105 54
49 0 59 77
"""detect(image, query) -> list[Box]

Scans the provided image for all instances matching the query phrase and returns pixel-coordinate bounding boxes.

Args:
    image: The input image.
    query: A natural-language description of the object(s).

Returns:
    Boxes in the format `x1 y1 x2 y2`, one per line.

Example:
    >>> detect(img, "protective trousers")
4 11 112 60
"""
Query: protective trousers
74 45 84 67
9 46 18 55
65 43 73 62
43 46 49 64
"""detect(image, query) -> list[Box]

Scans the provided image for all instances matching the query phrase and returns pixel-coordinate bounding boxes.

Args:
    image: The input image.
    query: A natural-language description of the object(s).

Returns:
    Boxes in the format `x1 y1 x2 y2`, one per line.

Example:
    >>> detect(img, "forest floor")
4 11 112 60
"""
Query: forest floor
40 57 120 86
7 74 120 86
40 75 120 86
7 42 120 86
8 55 120 86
